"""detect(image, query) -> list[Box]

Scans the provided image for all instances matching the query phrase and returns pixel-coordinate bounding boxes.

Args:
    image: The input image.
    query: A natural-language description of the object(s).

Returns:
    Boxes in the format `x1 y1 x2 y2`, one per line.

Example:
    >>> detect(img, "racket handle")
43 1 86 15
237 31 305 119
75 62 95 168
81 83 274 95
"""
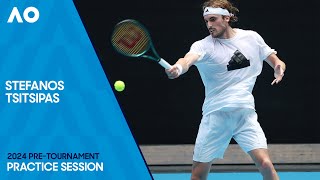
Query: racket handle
158 58 172 69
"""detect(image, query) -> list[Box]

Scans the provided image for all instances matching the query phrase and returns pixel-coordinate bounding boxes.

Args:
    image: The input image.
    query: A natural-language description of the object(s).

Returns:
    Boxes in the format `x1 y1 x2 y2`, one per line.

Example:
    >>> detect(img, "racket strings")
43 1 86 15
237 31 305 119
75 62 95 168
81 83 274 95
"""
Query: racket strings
111 22 150 56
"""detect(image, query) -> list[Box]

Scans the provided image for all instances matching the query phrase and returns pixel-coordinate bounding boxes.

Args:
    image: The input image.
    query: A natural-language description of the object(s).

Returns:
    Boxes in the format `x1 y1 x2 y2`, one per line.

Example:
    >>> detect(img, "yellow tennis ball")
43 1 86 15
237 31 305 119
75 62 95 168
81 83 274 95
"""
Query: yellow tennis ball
114 80 125 92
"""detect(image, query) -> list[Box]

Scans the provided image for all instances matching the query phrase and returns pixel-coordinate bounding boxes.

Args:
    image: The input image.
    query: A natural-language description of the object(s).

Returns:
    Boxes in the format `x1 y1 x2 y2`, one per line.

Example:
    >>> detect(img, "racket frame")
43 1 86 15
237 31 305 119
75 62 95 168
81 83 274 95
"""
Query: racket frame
111 19 172 69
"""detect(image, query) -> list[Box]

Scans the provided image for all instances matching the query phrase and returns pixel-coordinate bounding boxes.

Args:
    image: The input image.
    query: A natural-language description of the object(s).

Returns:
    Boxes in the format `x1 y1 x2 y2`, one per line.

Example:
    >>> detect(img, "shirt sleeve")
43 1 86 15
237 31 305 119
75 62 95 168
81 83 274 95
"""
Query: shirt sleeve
186 40 206 64
252 31 277 61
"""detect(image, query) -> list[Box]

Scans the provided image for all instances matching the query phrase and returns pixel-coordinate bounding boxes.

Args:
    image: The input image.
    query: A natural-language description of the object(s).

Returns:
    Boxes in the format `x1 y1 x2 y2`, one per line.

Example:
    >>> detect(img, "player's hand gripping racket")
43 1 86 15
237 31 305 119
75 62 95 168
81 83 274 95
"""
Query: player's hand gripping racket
111 19 172 69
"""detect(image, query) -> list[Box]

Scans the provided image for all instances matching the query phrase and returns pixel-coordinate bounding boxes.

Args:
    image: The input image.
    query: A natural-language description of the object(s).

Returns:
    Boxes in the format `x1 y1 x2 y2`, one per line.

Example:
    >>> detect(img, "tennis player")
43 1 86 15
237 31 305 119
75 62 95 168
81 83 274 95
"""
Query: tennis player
165 0 285 179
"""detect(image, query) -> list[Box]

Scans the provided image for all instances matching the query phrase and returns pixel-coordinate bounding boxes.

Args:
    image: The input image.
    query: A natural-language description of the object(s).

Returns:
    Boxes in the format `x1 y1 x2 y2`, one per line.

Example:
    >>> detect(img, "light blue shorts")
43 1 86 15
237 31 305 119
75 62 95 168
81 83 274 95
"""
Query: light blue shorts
193 108 267 163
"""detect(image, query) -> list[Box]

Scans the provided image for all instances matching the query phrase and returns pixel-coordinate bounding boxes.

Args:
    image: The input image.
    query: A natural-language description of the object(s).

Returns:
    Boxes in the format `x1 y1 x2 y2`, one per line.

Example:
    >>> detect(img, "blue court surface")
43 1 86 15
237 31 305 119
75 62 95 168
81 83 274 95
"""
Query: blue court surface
153 172 320 180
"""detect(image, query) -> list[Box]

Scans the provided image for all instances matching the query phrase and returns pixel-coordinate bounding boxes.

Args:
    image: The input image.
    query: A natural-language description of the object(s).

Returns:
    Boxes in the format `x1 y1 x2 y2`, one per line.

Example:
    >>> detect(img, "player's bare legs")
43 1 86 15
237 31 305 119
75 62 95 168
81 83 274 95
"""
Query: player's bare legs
190 160 214 180
249 149 279 180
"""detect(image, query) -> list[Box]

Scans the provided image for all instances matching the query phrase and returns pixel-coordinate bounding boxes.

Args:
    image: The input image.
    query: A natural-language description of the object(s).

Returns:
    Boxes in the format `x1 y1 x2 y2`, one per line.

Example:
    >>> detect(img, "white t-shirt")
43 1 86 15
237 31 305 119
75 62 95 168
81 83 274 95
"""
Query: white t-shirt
188 29 275 115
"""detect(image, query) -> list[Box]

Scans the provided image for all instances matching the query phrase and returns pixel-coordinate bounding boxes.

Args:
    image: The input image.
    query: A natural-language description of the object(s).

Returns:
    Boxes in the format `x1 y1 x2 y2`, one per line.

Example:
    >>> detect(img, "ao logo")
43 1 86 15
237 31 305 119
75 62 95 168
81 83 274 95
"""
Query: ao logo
7 7 39 23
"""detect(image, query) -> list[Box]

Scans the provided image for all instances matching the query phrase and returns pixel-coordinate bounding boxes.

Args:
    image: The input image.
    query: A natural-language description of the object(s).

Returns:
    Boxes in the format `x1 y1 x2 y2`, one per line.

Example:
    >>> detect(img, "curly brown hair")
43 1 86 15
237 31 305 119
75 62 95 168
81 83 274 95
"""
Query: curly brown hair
202 0 239 23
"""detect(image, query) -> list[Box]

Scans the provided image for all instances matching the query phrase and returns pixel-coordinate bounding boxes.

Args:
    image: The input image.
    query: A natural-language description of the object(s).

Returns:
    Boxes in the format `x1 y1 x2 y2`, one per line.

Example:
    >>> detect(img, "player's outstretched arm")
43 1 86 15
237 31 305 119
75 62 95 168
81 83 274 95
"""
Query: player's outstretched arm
165 53 200 79
265 53 286 85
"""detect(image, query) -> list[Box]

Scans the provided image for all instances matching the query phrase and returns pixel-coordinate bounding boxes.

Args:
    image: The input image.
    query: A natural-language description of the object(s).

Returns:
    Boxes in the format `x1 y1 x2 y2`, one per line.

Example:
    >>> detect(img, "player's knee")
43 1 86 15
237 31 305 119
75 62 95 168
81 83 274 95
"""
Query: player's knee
259 159 274 172
191 170 207 180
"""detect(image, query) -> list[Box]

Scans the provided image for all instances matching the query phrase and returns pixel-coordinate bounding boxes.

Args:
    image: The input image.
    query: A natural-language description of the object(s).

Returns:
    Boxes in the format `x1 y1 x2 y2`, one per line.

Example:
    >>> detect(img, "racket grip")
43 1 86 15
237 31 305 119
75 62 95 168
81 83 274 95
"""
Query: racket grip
158 58 172 69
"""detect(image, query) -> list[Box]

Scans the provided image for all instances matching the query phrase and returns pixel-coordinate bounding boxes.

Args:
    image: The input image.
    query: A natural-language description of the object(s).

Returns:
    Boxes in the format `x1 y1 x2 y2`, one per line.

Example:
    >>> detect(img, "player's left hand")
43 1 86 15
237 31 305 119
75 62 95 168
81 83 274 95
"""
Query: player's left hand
271 64 285 85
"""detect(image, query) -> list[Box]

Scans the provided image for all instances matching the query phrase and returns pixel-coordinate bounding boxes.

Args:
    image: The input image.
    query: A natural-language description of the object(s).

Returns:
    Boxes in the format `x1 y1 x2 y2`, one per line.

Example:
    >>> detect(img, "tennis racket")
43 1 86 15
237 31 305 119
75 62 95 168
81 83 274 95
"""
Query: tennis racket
111 19 172 69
